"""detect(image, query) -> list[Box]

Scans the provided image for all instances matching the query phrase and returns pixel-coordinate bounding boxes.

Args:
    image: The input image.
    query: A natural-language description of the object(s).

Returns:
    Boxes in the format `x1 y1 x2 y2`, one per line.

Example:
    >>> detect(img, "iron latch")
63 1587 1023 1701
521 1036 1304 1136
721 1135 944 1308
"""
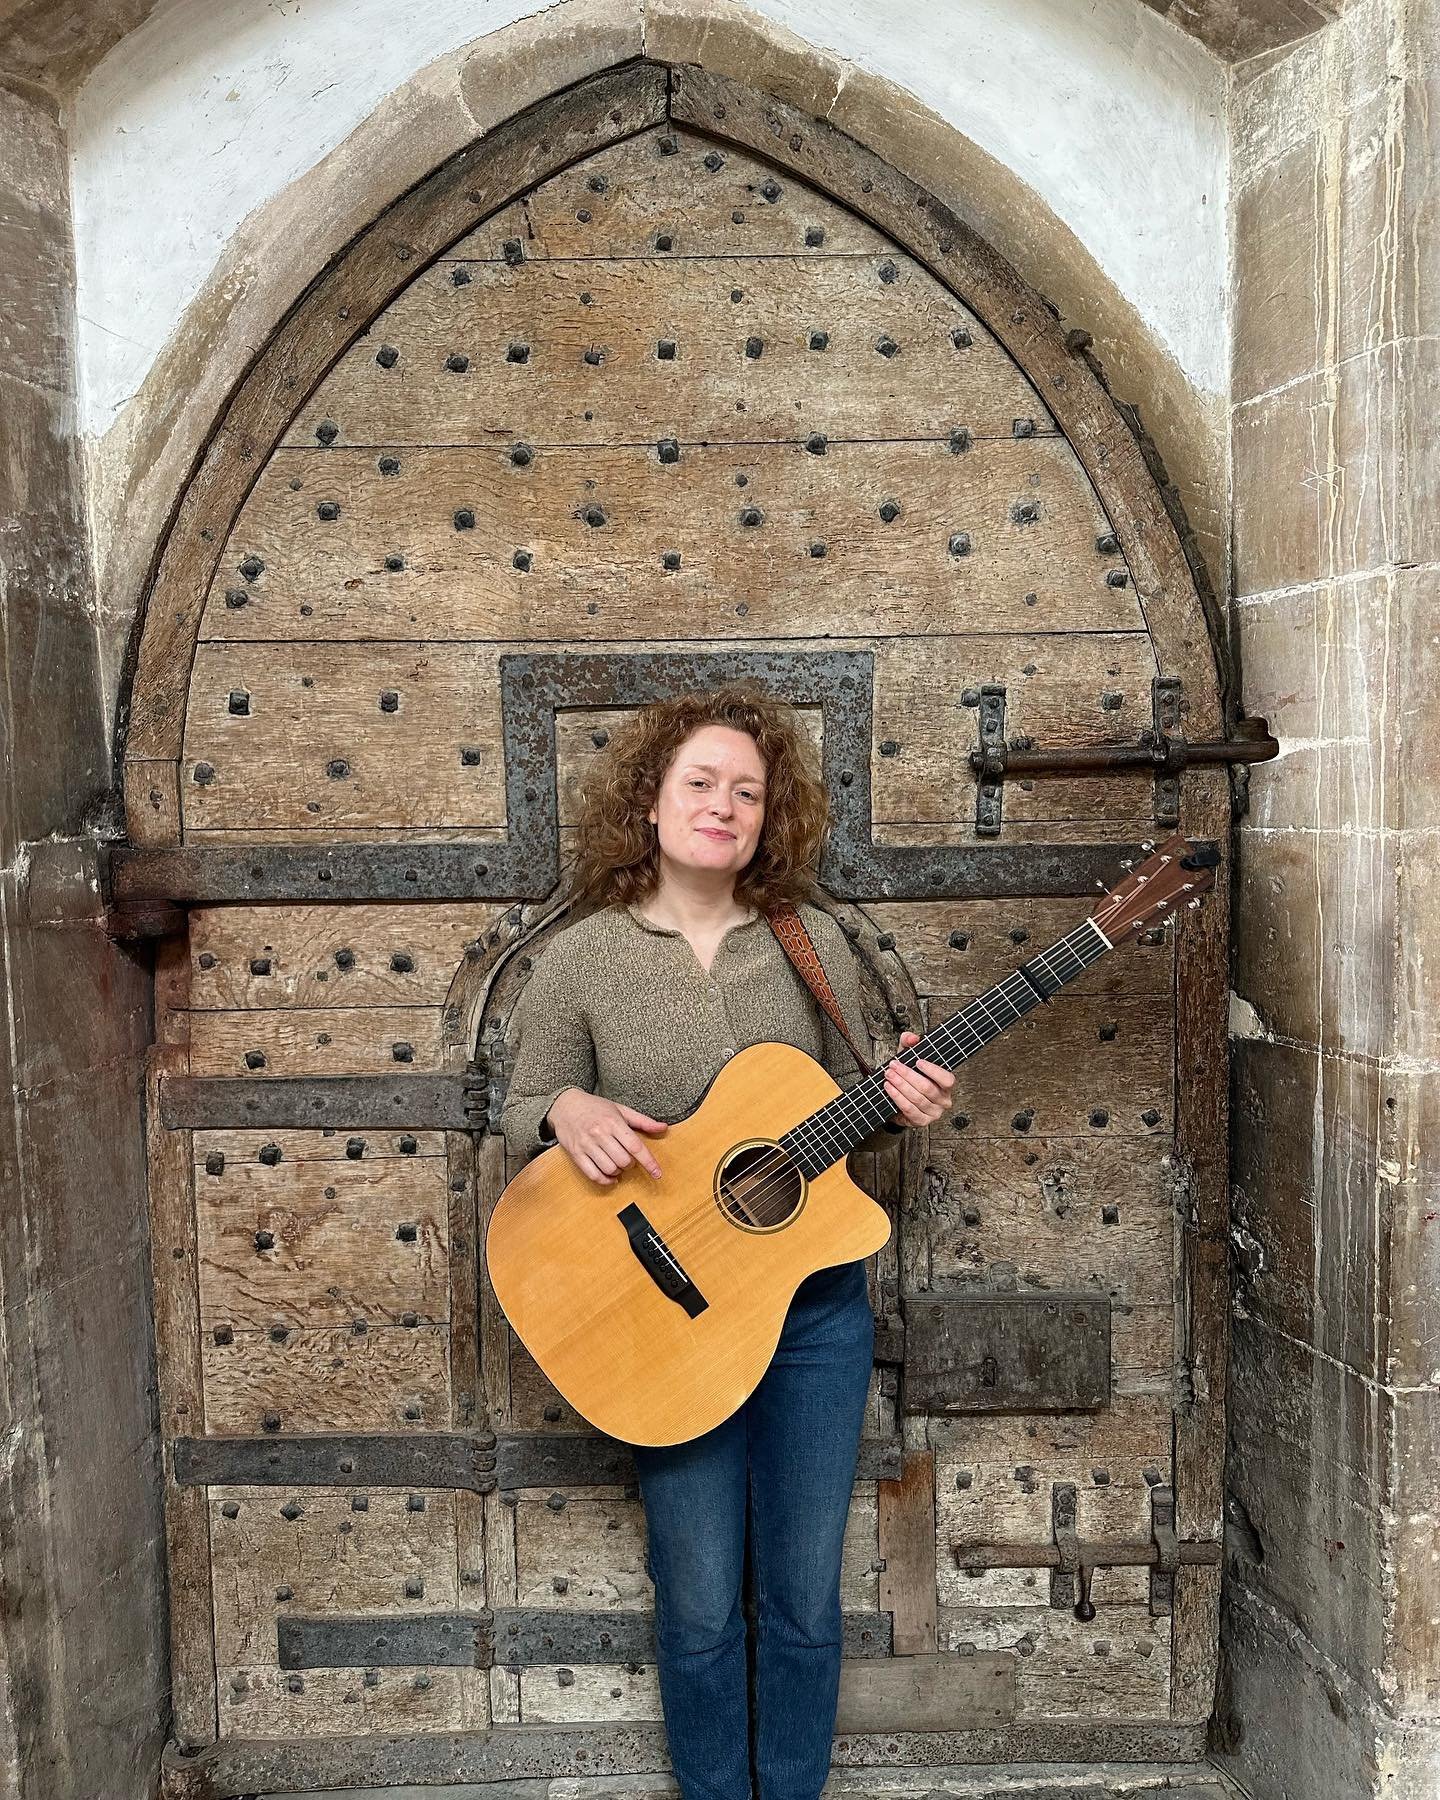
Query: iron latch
951 1479 1220 1618
967 676 1278 834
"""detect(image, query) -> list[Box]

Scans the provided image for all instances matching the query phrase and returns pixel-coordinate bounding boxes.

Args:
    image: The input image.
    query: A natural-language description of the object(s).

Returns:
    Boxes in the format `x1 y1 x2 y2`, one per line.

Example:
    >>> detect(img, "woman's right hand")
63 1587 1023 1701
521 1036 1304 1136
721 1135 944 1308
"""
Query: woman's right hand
545 1088 668 1185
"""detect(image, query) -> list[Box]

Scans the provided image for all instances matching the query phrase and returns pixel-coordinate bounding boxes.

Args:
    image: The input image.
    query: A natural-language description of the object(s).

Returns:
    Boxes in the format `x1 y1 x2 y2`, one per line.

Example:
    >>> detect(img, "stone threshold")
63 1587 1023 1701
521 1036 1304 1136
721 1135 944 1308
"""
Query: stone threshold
261 1762 1246 1800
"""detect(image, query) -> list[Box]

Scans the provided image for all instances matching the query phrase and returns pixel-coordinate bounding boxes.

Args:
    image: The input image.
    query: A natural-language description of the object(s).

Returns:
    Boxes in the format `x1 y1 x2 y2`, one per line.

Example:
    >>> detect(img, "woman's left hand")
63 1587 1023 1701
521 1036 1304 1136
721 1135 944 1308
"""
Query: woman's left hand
882 1031 957 1127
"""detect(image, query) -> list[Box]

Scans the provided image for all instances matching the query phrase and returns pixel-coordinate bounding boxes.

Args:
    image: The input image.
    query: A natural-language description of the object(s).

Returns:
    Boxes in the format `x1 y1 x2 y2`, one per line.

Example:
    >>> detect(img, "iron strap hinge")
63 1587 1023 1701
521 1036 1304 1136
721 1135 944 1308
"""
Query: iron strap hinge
158 1066 490 1132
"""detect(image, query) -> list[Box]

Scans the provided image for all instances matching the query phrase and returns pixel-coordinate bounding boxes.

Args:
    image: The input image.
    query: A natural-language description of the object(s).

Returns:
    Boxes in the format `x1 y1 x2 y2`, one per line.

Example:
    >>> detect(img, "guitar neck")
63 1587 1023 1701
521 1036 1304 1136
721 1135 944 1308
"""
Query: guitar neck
780 915 1117 1177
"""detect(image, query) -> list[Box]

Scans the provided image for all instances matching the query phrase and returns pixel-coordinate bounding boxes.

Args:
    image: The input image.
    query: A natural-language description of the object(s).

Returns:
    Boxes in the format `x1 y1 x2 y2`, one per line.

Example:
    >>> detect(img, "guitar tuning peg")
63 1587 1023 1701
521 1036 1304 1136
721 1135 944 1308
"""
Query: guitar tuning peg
1095 879 1110 893
1119 859 1134 871
1140 839 1155 852
1187 897 1202 909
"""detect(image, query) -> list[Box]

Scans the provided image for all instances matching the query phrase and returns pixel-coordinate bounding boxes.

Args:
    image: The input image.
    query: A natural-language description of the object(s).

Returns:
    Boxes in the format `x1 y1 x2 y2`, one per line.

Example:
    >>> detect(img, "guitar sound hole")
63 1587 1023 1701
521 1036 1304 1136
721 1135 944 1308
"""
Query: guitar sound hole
716 1142 804 1231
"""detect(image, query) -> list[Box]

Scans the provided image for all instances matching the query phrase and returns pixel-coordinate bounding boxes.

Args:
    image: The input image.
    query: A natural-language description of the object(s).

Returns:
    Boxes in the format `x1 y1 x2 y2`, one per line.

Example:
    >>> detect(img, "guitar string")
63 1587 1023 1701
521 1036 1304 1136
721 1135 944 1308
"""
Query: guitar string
639 934 1101 1263
608 932 1105 1269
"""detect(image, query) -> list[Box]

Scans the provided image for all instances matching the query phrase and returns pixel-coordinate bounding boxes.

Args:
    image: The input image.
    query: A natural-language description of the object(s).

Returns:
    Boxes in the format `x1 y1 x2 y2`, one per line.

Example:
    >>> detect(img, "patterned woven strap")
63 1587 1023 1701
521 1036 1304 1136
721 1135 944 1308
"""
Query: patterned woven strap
767 903 874 1078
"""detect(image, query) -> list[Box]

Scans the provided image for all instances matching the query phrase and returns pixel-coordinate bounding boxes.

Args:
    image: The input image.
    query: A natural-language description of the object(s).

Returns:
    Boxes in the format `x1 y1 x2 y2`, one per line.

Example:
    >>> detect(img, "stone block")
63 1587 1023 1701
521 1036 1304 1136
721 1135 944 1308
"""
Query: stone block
1217 1575 1383 1799
645 0 845 118
1236 572 1397 832
1231 827 1396 1060
1227 1312 1390 1700
1230 1037 1393 1371
458 0 643 132
1233 132 1325 402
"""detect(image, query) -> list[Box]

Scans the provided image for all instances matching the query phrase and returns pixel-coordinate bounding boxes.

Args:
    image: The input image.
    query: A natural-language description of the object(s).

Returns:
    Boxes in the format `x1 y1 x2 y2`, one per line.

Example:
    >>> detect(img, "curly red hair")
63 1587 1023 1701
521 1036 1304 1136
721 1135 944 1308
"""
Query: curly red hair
562 680 833 919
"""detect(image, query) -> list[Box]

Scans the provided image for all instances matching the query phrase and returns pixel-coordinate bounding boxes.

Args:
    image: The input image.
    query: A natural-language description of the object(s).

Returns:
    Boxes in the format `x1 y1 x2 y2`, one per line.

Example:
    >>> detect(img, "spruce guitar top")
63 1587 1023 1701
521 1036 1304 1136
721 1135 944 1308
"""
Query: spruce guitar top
485 833 1221 1446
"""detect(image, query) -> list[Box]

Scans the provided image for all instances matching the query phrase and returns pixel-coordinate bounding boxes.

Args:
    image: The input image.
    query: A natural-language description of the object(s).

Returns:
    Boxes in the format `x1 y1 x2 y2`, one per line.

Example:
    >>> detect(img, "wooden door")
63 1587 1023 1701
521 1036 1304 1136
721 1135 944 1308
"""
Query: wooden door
121 62 1229 1797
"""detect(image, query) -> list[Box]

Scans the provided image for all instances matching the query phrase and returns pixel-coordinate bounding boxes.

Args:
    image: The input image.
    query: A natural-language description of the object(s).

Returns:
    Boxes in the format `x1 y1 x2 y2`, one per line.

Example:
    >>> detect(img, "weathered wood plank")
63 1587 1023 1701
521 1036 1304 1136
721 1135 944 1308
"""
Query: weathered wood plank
878 1449 938 1653
447 125 893 262
210 440 1137 643
186 902 500 1008
936 1607 1171 1721
218 1663 483 1737
186 1005 446 1077
283 257 1054 449
202 1323 451 1434
918 1136 1177 1304
194 1154 450 1329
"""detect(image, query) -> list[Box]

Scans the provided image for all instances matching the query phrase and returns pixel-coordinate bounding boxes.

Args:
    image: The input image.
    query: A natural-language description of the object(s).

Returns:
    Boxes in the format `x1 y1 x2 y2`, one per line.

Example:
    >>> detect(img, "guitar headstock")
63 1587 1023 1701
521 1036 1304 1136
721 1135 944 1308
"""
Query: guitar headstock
1092 832 1222 941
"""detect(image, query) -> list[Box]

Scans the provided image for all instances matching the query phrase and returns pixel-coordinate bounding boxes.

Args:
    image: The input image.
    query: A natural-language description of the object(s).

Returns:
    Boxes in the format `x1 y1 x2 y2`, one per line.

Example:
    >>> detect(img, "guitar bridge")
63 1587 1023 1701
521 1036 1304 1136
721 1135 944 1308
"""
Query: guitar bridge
617 1203 708 1319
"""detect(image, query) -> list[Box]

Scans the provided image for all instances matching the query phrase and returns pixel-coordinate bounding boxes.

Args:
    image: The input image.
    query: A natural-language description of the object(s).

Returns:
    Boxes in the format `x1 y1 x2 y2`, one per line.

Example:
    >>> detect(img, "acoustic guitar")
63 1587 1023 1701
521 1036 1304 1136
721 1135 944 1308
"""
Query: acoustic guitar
485 832 1221 1446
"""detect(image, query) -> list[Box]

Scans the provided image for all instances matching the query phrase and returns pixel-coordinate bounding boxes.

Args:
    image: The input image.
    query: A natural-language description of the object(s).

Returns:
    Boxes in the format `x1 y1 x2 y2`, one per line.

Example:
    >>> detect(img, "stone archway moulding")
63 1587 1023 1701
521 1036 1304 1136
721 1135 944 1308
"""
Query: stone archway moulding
119 53 1225 856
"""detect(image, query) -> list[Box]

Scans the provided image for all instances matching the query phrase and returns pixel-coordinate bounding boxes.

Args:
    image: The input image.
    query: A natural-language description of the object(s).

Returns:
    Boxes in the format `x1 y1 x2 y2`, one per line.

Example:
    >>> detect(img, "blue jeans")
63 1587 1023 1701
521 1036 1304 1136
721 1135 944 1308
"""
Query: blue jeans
631 1259 875 1800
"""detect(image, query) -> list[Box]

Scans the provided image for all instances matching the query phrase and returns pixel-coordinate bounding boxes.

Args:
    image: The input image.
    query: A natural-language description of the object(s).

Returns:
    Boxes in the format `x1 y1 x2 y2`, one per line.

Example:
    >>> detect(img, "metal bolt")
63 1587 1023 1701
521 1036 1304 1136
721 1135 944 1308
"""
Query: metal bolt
502 238 523 266
1106 569 1130 588
662 550 681 571
392 1042 414 1063
740 507 764 527
745 336 763 358
878 499 902 523
445 353 469 373
396 1221 418 1243
808 330 829 351
239 556 265 581
657 438 680 464
950 327 973 350
506 343 530 363
657 339 677 360
1012 418 1036 438
316 500 340 521
384 553 405 572
875 335 899 357
809 541 827 558
805 226 825 246
948 531 972 557
224 588 248 609
451 266 471 287
453 509 475 531
805 433 827 455
375 345 399 369
255 1229 275 1251
1096 533 1120 555
583 348 604 366
513 549 532 572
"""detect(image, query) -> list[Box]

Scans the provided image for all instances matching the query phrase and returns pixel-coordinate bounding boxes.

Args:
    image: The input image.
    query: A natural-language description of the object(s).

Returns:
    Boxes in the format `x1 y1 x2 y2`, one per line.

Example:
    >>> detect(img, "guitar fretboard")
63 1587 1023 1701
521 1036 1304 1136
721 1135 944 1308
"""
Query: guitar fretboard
779 916 1114 1178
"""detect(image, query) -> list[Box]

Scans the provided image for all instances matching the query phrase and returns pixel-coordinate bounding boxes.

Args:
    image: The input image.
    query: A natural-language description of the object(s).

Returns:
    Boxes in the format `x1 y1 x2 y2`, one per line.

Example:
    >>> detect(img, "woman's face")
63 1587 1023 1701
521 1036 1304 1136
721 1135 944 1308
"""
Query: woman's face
646 724 767 886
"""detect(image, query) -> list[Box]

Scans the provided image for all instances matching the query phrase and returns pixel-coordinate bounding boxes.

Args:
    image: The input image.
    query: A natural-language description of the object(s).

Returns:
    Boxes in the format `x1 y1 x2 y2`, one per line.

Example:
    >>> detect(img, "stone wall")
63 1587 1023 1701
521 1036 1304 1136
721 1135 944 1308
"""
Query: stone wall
0 75 168 1800
1219 1 1440 1792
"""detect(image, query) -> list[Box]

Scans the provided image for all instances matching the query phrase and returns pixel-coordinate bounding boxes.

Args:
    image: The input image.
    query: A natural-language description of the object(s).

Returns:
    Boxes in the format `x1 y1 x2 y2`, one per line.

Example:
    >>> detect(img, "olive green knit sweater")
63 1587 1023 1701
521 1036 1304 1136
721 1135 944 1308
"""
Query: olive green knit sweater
498 898 900 1162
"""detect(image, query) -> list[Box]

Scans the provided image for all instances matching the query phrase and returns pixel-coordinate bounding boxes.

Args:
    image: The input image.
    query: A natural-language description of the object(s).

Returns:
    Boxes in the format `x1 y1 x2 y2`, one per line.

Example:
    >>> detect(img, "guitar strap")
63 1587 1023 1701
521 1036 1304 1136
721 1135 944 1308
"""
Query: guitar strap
766 903 875 1078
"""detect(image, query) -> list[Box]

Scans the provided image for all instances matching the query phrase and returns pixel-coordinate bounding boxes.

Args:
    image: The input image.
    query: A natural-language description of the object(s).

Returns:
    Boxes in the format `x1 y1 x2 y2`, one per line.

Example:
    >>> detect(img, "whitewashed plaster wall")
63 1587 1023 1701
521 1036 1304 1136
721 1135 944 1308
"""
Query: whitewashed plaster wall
71 0 1226 443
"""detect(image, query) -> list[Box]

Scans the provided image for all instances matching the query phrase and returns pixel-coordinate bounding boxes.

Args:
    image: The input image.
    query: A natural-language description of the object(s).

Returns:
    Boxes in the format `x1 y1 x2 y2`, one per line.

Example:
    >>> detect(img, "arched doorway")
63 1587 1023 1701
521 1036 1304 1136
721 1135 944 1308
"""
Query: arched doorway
115 58 1232 1796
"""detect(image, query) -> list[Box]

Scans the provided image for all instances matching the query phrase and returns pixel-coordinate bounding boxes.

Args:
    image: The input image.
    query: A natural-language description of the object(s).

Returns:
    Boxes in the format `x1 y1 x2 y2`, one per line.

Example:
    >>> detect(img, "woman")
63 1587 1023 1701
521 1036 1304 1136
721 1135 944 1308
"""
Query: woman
499 681 955 1800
